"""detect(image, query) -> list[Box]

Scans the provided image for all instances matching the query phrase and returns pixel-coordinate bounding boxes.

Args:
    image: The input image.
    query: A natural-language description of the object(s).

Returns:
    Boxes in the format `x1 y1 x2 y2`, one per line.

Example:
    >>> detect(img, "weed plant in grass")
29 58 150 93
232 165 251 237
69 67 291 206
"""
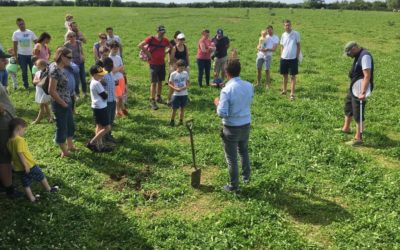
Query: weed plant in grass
0 7 400 249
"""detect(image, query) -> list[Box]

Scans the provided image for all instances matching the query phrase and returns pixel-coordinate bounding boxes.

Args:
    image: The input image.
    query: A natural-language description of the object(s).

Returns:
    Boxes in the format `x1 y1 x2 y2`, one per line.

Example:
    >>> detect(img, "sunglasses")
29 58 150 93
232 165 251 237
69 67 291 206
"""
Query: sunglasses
64 55 72 59
178 38 185 41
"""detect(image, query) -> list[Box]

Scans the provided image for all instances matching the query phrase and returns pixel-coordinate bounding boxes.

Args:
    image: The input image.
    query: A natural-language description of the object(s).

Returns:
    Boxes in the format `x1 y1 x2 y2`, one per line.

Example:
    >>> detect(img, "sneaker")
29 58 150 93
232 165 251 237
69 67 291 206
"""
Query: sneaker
156 96 164 104
86 142 98 152
50 186 59 193
150 101 159 110
223 184 240 193
346 139 363 147
169 120 175 127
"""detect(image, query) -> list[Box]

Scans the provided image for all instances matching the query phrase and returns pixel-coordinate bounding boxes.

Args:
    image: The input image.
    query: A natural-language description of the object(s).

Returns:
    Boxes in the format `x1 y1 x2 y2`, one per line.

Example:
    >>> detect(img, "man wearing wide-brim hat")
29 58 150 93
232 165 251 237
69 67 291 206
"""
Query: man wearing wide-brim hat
339 41 374 146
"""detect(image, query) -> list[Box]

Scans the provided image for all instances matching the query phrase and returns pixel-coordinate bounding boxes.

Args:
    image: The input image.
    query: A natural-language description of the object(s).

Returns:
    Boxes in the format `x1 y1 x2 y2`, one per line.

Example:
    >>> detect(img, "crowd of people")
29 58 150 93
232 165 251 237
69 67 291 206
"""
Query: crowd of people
0 15 374 199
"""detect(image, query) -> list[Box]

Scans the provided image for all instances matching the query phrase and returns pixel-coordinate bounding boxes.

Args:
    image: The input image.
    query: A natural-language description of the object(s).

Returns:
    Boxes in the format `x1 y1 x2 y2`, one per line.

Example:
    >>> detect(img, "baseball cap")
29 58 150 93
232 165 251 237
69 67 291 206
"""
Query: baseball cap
216 29 223 36
0 50 11 59
177 33 185 40
344 41 358 54
157 25 166 33
90 65 107 76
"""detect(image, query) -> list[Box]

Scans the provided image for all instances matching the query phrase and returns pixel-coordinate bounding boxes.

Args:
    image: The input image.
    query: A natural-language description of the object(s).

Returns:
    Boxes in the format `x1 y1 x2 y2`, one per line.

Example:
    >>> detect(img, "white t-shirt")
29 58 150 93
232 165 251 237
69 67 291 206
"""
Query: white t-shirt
280 30 300 60
90 79 107 109
12 29 37 56
361 55 372 70
109 54 124 80
169 71 189 96
265 35 279 56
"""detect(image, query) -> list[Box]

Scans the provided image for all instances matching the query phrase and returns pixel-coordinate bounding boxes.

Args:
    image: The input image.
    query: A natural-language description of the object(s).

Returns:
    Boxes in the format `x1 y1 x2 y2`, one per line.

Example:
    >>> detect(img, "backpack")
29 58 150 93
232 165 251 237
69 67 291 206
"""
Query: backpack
139 36 166 61
37 65 50 95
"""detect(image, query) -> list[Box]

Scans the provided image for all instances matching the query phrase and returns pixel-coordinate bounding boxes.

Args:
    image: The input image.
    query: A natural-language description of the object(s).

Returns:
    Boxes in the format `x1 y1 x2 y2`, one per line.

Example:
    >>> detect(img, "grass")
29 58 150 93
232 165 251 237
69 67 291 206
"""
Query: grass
1 7 400 249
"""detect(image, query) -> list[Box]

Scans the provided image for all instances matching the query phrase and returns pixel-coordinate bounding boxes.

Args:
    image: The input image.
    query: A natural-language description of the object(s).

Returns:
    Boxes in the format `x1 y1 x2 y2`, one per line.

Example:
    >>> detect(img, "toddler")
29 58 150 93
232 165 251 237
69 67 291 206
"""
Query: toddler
7 118 58 202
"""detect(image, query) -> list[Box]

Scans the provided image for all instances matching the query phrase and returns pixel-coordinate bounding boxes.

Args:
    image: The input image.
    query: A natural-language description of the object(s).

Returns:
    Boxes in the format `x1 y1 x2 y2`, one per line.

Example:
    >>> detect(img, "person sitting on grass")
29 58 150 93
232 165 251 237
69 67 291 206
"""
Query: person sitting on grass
32 59 52 124
86 65 112 153
168 59 190 126
7 117 58 202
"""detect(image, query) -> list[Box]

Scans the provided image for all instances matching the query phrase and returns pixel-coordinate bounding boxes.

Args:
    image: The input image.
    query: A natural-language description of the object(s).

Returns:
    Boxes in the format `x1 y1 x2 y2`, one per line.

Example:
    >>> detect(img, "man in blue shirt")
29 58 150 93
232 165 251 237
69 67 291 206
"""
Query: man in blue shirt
214 59 254 192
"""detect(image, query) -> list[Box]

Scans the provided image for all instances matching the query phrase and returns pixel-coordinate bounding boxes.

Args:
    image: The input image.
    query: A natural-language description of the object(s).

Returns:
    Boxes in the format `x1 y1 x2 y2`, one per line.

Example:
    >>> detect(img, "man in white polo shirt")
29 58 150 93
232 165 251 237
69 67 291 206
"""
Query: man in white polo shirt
257 25 279 89
280 19 300 101
12 17 37 89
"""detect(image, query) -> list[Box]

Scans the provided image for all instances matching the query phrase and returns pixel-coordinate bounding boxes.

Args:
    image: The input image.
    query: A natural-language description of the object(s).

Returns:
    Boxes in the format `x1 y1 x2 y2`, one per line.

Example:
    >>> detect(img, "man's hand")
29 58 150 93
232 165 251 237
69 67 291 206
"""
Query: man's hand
214 97 220 107
358 93 366 101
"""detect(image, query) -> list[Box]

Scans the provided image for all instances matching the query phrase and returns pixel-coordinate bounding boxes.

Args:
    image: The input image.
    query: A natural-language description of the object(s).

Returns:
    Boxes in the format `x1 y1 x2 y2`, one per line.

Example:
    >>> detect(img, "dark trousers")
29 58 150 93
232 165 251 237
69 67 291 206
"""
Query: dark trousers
221 124 251 188
17 54 33 88
106 101 116 138
75 62 87 95
197 59 211 87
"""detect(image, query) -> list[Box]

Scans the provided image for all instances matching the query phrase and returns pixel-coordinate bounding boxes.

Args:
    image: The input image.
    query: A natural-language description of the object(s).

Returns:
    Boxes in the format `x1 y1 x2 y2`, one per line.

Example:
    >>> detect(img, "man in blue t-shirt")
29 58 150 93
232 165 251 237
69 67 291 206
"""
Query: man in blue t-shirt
212 29 230 81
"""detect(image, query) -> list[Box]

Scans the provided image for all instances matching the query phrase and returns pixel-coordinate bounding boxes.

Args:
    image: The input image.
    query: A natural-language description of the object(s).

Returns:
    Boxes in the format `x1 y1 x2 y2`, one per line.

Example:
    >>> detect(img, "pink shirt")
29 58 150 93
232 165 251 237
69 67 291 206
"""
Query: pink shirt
34 43 50 62
197 37 212 60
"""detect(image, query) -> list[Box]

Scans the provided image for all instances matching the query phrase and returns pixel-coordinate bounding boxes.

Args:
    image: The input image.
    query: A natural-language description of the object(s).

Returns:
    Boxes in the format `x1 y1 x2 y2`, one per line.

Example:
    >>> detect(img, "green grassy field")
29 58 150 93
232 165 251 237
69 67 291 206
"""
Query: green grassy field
1 6 400 249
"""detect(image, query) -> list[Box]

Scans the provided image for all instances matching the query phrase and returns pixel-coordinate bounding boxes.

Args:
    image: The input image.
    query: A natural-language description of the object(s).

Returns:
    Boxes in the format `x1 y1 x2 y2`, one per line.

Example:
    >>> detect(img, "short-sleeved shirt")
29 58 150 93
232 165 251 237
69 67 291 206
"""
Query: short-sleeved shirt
90 79 107 109
7 136 36 171
64 64 78 96
361 55 372 70
280 30 300 60
144 36 170 65
103 73 116 102
264 35 279 57
107 35 121 45
109 54 124 80
169 70 189 96
197 38 213 60
12 29 37 56
64 41 83 64
49 62 71 103
212 36 230 58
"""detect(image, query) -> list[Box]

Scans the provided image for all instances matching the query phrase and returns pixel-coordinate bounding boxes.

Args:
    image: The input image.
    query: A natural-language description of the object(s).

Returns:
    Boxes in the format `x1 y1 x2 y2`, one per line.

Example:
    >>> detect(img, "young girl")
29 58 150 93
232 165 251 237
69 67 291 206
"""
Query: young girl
32 59 52 124
65 14 74 31
7 118 58 202
109 42 127 117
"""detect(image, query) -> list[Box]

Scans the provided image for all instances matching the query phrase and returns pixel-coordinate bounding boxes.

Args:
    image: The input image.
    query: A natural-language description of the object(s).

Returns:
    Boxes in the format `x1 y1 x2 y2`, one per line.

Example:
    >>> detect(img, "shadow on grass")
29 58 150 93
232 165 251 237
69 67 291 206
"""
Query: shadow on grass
241 188 352 226
0 176 152 249
364 131 400 149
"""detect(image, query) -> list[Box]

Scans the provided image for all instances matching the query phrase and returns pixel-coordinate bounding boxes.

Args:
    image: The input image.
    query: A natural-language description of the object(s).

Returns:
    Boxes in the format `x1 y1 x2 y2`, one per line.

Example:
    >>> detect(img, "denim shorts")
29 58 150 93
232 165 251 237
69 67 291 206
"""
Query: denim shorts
171 95 188 109
18 165 45 187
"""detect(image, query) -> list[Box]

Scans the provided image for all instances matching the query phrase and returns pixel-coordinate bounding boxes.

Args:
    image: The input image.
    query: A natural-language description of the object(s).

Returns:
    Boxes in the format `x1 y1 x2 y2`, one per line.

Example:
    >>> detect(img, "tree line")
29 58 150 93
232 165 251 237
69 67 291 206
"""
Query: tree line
0 0 395 11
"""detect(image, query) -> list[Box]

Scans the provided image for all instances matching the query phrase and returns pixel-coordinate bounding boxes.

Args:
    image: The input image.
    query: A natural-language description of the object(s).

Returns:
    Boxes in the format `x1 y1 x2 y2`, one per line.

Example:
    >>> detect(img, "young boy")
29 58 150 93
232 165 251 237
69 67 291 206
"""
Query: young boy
86 65 112 152
7 118 58 202
168 59 190 126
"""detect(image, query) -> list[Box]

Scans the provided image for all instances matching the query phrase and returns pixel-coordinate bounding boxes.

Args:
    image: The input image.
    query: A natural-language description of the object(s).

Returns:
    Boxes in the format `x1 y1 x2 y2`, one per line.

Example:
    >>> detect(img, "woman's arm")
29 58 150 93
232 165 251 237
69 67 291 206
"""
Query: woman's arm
49 76 68 108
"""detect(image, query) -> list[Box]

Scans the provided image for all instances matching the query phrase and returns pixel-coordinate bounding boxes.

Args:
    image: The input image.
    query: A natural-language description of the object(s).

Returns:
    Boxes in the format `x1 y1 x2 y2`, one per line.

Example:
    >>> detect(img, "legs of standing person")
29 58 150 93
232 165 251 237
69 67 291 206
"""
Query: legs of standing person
18 54 32 89
204 59 211 86
214 56 227 81
155 64 165 103
256 57 264 86
78 62 87 96
197 59 205 87
280 58 288 94
66 102 76 151
10 72 18 90
238 126 251 182
52 101 70 157
343 91 353 133
74 69 80 96
351 95 366 142
90 124 111 146
33 103 46 124
265 55 272 89
106 101 116 139
222 126 240 188
289 59 298 99
179 107 185 123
